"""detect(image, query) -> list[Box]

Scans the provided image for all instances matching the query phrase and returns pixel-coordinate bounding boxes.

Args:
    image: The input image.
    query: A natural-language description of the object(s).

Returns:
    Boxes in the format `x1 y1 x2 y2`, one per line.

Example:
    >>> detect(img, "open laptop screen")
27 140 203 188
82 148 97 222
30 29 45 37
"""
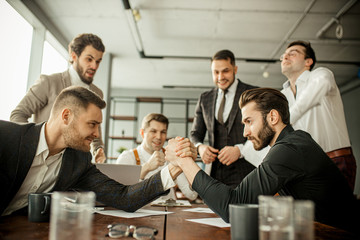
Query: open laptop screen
95 163 141 185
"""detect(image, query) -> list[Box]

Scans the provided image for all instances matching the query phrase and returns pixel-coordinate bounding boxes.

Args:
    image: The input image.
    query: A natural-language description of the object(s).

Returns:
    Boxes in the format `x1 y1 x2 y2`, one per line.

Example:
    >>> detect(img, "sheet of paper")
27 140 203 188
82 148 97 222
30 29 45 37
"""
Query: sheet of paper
95 209 173 218
183 207 214 214
151 199 191 207
186 218 231 228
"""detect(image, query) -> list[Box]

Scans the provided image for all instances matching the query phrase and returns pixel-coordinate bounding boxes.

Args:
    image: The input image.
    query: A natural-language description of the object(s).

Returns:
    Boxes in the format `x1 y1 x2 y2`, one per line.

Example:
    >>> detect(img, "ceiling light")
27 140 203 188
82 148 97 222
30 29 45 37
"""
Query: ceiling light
335 23 343 39
262 71 269 78
132 9 141 22
124 8 143 52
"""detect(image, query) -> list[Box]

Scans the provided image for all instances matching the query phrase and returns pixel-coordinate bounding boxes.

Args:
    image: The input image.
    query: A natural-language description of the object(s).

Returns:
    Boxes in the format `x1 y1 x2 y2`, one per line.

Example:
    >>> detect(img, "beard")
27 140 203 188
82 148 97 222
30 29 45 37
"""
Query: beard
75 59 94 85
216 73 236 90
63 120 92 152
250 119 275 151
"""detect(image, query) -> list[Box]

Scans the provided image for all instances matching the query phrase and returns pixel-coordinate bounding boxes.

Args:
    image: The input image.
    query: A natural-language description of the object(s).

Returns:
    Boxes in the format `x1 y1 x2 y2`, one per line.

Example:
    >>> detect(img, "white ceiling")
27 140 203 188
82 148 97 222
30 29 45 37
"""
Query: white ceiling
14 0 360 91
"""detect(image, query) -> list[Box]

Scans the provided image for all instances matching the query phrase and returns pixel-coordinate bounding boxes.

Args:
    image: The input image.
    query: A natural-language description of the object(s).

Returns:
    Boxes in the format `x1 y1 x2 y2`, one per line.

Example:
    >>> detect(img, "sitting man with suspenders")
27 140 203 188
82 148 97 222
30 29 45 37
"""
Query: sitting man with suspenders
116 113 198 201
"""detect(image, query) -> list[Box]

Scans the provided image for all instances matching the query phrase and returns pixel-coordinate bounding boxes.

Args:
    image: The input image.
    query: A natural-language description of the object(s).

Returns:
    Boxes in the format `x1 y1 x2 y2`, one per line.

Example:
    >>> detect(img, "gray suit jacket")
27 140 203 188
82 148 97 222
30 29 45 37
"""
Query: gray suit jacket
0 121 167 216
10 70 104 151
190 79 255 147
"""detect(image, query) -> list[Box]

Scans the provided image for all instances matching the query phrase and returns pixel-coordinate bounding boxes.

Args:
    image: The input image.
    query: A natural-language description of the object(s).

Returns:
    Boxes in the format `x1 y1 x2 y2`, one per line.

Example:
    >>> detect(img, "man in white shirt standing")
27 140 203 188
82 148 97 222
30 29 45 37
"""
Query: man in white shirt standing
280 40 356 191
10 33 106 163
116 113 198 201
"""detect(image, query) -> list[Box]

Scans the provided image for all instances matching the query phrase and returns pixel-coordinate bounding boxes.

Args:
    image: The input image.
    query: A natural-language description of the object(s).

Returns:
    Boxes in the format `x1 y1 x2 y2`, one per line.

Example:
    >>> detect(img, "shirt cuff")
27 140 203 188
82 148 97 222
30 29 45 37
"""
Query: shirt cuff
235 143 244 158
160 166 176 191
194 142 203 148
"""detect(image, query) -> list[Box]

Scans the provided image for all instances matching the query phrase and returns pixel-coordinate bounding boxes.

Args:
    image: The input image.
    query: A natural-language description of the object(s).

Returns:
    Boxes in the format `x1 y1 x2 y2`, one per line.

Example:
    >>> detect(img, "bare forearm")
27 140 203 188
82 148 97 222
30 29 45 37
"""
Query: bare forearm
140 165 150 180
168 164 183 180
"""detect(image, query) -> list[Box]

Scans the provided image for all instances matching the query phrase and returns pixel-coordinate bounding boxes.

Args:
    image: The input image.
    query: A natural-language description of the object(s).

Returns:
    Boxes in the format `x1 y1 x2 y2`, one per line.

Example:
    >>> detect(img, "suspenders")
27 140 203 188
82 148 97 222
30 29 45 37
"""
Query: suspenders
133 149 141 165
132 148 165 166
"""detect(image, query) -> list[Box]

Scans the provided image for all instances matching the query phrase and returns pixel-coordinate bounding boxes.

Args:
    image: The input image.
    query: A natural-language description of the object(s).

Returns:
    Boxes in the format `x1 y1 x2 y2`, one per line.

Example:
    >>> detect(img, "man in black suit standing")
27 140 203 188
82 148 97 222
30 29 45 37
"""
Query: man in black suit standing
190 50 257 188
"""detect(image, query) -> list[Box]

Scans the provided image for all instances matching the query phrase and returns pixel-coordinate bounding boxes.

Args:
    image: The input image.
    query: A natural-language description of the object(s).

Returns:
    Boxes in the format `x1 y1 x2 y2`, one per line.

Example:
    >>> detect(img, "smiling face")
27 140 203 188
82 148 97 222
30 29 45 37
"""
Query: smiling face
141 120 167 153
62 103 102 152
72 45 103 84
211 58 238 91
241 101 275 150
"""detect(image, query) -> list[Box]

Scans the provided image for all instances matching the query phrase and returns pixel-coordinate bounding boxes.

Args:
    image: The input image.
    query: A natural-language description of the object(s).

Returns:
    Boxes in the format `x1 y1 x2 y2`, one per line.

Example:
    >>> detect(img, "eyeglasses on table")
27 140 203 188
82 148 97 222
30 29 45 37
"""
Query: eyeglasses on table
107 223 158 239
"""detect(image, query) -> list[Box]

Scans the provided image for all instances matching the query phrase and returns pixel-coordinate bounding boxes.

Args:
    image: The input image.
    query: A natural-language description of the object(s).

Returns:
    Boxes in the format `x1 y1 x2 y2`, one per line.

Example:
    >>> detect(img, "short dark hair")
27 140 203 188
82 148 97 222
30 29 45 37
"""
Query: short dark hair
239 88 290 125
211 49 236 66
141 113 169 130
287 40 316 70
68 33 105 63
51 86 106 117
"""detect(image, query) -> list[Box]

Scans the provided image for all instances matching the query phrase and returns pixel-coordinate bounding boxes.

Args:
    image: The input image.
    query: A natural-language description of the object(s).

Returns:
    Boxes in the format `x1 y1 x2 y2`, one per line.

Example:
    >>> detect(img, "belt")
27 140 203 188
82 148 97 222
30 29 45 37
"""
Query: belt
326 147 352 159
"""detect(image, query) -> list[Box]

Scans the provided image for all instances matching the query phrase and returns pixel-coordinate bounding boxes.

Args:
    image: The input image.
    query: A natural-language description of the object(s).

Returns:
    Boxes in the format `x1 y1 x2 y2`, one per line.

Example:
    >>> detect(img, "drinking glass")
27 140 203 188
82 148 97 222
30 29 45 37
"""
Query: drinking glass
49 191 95 240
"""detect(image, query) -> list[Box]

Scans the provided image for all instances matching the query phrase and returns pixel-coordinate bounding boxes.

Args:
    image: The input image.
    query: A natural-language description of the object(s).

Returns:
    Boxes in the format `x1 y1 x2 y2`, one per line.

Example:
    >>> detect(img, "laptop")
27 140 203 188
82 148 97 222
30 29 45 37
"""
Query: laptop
95 163 142 185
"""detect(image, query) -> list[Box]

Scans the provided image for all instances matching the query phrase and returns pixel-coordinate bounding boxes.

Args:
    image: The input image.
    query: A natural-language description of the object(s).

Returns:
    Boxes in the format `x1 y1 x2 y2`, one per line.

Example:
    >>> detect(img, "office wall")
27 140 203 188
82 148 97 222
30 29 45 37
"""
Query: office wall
107 88 205 159
342 86 360 195
111 87 205 100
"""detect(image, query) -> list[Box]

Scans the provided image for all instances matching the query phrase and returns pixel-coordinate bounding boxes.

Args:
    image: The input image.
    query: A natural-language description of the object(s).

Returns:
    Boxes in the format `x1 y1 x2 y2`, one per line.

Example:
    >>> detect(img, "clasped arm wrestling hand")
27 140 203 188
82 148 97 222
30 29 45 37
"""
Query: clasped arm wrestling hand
165 137 201 185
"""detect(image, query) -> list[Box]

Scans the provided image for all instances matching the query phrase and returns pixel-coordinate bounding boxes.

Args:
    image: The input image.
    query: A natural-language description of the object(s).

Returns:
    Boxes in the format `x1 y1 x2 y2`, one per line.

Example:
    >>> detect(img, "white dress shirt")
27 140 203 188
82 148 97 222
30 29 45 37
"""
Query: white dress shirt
116 144 198 200
2 124 64 216
281 67 351 152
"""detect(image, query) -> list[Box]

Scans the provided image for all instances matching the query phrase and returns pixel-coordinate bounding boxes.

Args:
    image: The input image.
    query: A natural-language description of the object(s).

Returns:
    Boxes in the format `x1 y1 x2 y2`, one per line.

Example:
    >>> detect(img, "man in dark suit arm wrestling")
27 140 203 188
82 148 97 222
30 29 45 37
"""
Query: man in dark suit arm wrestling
168 88 359 235
0 86 196 217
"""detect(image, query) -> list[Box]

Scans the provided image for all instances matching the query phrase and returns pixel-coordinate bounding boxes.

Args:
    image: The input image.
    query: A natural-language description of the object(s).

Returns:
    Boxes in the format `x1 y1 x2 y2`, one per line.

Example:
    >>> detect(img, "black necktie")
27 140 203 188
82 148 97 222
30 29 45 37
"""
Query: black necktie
218 90 227 124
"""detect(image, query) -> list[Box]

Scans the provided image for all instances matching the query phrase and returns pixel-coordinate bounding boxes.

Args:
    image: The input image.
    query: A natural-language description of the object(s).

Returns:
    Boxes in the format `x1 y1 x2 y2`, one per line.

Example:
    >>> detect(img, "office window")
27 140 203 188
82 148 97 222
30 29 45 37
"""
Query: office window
0 1 32 121
41 40 68 75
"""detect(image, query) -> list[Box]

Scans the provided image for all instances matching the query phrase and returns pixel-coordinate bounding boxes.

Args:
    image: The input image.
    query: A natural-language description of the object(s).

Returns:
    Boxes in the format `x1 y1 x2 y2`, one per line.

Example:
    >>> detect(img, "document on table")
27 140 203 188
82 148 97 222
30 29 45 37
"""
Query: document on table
151 199 191 207
95 209 173 218
183 207 214 214
186 218 231 228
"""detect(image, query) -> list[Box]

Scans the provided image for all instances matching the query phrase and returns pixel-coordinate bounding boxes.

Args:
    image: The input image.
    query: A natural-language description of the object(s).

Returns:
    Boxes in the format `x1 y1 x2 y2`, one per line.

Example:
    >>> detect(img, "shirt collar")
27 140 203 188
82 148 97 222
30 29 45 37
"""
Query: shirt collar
35 124 48 157
282 70 310 89
69 65 90 89
282 80 291 89
140 142 165 155
297 70 310 84
35 123 65 159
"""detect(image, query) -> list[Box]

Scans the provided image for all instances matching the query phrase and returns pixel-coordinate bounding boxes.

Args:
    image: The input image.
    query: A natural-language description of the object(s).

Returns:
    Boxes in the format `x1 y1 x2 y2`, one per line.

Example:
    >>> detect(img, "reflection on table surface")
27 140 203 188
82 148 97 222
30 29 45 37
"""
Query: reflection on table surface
0 203 358 240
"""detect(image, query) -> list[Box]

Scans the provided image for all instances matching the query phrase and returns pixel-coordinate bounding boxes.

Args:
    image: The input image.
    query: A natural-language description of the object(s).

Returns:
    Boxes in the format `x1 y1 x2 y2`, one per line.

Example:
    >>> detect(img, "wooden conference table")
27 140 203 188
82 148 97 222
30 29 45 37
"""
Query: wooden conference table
0 203 357 240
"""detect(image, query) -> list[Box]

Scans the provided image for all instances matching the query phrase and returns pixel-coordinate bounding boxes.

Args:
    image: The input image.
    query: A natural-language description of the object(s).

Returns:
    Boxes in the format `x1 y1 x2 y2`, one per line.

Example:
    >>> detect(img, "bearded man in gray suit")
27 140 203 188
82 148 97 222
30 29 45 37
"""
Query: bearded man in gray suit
190 50 257 188
1 86 195 217
10 33 106 163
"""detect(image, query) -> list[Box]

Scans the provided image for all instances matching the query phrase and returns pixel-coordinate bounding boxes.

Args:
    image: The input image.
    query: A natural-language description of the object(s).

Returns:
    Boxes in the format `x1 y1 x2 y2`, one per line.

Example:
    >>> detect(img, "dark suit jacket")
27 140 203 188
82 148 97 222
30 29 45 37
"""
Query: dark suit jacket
0 121 167 216
190 79 256 147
